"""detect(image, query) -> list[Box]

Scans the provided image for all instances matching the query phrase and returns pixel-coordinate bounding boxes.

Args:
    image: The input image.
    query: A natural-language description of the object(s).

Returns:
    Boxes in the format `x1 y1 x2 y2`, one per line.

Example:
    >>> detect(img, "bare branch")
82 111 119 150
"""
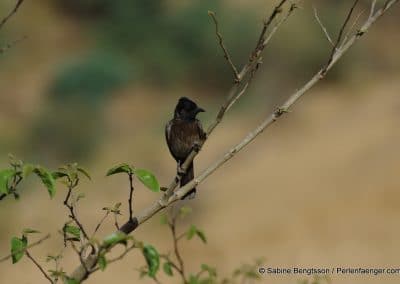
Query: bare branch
25 250 54 284
0 234 51 263
341 9 365 48
64 179 89 241
128 173 135 221
169 210 187 283
370 0 377 18
324 0 360 72
208 11 239 81
93 211 109 236
0 0 25 30
313 6 335 46
255 0 288 51
69 1 398 281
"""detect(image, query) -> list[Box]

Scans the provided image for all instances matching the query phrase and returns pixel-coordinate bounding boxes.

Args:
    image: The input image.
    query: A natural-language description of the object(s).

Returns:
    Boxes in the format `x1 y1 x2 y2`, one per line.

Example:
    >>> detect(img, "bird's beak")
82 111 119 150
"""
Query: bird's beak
196 107 205 113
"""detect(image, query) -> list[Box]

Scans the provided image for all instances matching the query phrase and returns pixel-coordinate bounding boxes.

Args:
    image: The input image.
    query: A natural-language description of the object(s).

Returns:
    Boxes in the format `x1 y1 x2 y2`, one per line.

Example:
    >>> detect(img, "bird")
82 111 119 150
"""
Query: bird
165 97 206 199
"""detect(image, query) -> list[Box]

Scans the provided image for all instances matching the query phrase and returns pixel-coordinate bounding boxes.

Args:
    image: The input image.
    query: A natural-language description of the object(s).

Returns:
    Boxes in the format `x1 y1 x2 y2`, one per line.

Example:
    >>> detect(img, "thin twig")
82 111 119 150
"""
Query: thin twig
208 11 239 81
114 213 120 230
0 0 25 30
341 9 365 48
0 234 51 262
170 214 187 283
89 243 137 274
93 211 110 236
64 179 89 240
255 0 288 51
370 0 377 18
313 6 335 46
160 254 182 273
68 1 399 281
324 0 360 71
69 241 90 275
128 173 134 221
162 1 296 200
25 250 54 284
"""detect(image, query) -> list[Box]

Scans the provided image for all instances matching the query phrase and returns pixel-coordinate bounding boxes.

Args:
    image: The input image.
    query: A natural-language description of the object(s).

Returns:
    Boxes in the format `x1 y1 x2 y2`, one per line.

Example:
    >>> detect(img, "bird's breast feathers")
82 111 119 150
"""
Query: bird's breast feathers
166 119 204 160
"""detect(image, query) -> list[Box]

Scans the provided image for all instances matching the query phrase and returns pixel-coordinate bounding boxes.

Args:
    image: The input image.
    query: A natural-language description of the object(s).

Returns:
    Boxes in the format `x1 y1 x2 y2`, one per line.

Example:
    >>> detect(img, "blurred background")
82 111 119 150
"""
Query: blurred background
0 0 399 283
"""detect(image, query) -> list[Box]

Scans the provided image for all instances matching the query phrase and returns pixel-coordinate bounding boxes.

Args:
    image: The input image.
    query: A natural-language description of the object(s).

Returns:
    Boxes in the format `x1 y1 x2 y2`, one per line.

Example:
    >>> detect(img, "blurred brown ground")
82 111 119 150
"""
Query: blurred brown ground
0 0 400 283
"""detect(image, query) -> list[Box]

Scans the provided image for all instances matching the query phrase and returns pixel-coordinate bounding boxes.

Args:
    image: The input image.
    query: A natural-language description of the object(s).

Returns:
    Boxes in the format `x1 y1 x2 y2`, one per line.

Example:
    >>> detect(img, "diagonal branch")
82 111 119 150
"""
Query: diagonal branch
313 6 335 46
324 0 360 71
0 0 25 30
208 11 239 81
0 234 51 263
69 1 398 282
25 250 54 284
64 179 89 241
162 0 296 201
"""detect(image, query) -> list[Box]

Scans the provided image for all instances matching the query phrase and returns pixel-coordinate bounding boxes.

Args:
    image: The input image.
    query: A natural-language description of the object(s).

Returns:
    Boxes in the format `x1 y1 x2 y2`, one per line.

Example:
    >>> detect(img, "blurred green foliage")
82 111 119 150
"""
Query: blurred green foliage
50 52 130 103
28 52 130 163
53 0 258 88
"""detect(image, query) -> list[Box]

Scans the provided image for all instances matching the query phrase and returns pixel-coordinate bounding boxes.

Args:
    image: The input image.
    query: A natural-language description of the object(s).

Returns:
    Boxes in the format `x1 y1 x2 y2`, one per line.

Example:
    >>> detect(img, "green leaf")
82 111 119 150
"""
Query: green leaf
188 275 200 284
201 264 217 277
103 232 128 247
64 225 80 239
133 169 160 192
76 193 86 202
22 228 40 235
106 163 132 176
98 255 107 271
196 229 207 244
163 262 173 276
77 167 91 180
34 167 56 198
52 171 68 180
0 169 15 194
186 225 197 240
142 244 160 278
11 236 27 264
65 277 80 284
22 164 35 179
160 214 168 225
186 225 207 243
179 206 192 218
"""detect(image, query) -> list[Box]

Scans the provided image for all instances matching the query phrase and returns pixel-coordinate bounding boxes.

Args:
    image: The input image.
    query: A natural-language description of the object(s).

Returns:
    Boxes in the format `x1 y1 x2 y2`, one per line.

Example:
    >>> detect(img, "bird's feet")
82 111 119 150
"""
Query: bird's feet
192 141 202 153
177 165 186 176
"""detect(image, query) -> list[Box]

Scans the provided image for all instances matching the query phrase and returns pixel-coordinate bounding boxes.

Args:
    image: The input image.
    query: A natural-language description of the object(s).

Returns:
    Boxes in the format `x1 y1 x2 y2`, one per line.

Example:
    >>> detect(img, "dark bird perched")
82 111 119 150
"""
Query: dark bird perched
165 97 206 199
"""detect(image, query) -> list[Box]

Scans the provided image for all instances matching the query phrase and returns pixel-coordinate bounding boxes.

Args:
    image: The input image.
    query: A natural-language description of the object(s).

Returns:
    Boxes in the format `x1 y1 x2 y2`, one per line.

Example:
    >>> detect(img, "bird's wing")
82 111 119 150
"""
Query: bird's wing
196 119 207 140
165 119 173 147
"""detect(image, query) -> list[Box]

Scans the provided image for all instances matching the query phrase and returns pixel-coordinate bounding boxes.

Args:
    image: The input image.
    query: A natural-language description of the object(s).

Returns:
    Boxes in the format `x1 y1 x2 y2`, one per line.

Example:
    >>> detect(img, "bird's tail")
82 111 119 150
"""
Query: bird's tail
180 162 196 200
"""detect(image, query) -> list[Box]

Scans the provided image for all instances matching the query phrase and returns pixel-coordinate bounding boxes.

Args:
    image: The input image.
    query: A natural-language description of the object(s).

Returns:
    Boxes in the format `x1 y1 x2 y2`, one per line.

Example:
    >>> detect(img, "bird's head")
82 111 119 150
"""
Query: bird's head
174 97 205 120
